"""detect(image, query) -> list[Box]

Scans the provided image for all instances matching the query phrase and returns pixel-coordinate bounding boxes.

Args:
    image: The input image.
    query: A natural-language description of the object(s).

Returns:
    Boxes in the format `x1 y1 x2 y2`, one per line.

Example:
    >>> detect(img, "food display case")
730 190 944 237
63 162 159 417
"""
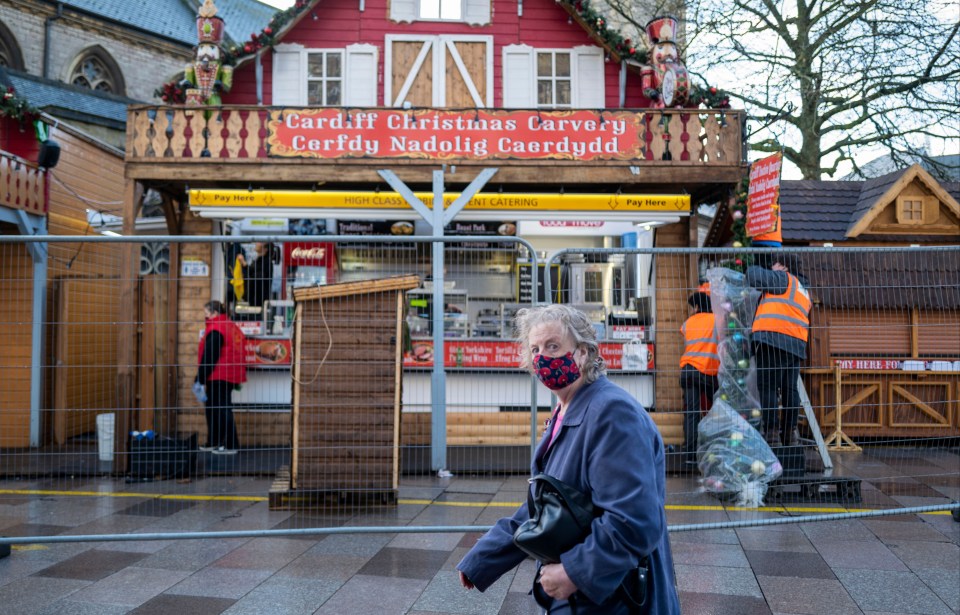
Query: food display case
405 289 469 338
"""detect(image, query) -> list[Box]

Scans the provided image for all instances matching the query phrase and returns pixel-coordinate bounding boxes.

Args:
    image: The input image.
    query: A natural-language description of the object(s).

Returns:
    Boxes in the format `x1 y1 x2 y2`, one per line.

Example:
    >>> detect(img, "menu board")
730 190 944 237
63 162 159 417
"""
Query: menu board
517 263 560 303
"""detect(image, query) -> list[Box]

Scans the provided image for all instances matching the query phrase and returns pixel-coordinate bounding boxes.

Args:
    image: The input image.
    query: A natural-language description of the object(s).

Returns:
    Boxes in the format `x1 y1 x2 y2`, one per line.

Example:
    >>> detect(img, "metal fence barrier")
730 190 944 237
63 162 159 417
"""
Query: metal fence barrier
0 236 957 545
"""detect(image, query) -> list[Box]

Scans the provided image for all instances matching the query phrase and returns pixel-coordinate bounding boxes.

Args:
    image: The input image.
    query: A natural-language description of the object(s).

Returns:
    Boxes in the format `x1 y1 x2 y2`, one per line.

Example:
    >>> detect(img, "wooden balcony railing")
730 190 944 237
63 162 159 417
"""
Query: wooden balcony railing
126 106 745 167
0 151 46 215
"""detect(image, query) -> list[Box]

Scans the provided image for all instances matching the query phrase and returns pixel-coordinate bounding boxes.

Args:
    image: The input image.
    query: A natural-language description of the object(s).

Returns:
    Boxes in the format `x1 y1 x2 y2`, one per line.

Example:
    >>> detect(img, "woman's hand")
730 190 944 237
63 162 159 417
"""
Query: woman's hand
458 570 475 590
539 563 577 600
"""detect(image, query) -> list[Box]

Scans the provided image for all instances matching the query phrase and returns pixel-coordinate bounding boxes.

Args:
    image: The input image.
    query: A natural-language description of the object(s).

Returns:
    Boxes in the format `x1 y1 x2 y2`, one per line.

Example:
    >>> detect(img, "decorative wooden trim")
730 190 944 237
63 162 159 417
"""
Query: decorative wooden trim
820 379 882 427
888 381 953 428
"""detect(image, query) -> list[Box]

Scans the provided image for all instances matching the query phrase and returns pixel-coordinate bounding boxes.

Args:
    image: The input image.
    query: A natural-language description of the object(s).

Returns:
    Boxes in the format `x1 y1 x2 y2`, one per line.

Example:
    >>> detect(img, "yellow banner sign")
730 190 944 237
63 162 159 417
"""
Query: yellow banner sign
188 190 690 212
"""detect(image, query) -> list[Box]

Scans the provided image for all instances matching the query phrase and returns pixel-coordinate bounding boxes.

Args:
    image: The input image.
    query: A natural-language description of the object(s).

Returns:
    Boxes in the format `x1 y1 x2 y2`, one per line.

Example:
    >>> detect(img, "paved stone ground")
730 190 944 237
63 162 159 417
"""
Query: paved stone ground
0 447 957 614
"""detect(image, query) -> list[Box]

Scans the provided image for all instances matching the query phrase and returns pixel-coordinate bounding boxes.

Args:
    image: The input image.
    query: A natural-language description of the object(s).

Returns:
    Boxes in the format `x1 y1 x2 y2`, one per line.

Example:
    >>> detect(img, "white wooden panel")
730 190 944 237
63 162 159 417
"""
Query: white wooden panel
390 0 417 23
502 44 535 108
463 0 491 25
574 45 605 108
271 44 305 105
345 43 379 106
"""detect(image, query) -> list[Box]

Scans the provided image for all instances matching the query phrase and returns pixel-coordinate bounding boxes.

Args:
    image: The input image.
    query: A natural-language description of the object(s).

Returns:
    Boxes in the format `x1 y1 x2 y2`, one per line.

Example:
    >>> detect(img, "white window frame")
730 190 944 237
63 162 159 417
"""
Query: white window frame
391 0 489 26
306 49 345 106
385 34 493 108
535 49 573 109
417 0 464 21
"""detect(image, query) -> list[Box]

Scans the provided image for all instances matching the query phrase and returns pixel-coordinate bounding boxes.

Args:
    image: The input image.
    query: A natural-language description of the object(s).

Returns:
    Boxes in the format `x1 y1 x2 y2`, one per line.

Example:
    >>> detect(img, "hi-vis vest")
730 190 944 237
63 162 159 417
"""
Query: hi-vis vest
680 312 720 376
753 273 811 342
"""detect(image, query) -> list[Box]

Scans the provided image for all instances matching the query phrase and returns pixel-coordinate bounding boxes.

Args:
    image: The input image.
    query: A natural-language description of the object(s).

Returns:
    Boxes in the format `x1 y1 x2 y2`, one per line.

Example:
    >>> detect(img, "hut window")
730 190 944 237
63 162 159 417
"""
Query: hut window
307 51 343 106
896 196 930 225
419 0 462 20
536 51 572 108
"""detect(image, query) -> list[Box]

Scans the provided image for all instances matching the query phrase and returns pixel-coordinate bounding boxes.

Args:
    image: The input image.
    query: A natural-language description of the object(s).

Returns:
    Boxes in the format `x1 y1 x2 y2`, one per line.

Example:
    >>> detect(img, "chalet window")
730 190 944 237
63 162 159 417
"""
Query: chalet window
537 51 572 108
896 196 929 225
391 0 489 25
502 45 604 109
307 51 343 106
419 0 461 20
272 43 377 106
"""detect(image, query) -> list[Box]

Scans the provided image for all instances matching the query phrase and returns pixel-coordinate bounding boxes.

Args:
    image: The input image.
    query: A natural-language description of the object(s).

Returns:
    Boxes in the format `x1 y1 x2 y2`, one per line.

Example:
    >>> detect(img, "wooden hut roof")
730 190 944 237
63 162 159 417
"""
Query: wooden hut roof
803 250 960 310
705 165 960 246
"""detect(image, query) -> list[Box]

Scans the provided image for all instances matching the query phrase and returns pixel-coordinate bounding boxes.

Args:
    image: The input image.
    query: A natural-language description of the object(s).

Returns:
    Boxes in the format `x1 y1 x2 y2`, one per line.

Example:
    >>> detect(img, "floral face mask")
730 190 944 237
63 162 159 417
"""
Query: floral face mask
533 352 581 390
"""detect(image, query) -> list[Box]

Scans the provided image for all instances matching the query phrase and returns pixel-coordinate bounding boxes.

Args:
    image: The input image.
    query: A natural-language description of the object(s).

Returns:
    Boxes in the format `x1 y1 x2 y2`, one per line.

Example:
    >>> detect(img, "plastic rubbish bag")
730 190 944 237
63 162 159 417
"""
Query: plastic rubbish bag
697 398 783 507
192 380 207 403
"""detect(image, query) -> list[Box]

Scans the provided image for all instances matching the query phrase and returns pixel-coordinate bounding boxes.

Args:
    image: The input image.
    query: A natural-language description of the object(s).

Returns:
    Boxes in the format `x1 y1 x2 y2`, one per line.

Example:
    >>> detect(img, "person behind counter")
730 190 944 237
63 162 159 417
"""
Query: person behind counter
236 242 279 309
680 282 720 467
196 300 246 455
457 304 680 614
747 253 811 447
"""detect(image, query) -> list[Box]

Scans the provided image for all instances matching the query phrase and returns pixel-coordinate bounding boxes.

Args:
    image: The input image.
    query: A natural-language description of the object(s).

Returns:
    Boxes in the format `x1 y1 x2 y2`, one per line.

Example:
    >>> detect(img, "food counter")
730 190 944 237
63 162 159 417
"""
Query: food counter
402 337 656 413
235 328 294 408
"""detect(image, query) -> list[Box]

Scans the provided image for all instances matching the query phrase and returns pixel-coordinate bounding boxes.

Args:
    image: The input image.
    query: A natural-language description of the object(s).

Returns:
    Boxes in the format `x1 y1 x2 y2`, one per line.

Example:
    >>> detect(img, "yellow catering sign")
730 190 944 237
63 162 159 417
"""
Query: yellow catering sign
188 190 690 212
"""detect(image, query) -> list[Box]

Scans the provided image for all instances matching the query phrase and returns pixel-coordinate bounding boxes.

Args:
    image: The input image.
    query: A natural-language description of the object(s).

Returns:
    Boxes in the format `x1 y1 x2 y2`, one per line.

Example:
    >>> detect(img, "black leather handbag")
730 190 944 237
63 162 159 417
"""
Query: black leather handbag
513 473 596 564
514 473 651 613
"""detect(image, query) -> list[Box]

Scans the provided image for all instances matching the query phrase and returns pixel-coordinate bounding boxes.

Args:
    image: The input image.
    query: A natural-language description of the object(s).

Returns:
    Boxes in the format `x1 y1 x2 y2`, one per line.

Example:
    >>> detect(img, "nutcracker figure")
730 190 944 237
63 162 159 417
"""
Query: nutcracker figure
640 16 690 108
182 0 233 107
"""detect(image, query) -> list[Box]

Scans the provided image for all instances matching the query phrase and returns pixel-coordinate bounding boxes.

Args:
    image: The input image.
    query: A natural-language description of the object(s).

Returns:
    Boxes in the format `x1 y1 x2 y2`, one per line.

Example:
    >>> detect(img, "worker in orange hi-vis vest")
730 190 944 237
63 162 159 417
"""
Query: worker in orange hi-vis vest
747 253 811 447
680 282 719 466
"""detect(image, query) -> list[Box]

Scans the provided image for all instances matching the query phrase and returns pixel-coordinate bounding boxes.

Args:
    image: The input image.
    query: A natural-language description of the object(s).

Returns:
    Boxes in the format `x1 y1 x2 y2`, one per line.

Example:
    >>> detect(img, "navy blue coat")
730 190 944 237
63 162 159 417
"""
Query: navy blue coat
457 376 680 614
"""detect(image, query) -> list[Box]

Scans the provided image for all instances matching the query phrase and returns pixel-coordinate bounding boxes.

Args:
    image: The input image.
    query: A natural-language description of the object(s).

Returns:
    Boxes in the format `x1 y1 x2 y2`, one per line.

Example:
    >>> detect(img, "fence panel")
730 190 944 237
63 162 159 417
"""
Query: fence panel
0 237 956 546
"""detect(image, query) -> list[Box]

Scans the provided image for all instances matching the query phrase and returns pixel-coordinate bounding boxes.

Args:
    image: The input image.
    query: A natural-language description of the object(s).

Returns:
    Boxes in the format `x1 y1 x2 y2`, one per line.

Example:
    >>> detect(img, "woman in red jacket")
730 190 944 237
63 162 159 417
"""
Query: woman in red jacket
196 300 246 454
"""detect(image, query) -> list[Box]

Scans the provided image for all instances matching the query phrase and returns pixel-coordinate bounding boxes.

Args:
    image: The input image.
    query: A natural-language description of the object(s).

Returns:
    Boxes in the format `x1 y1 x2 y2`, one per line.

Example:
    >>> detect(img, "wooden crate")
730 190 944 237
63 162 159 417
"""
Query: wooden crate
290 275 419 497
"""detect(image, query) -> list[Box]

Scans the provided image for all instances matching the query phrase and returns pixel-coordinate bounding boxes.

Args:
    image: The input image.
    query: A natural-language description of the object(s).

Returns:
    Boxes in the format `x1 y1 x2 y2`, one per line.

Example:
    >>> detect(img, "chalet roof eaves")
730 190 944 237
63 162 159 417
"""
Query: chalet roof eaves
845 164 960 238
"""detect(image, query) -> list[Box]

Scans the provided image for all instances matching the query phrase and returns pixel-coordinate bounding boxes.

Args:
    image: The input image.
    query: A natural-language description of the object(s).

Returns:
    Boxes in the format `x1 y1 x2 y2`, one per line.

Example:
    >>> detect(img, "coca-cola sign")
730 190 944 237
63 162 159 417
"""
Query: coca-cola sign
284 241 334 266
290 246 325 261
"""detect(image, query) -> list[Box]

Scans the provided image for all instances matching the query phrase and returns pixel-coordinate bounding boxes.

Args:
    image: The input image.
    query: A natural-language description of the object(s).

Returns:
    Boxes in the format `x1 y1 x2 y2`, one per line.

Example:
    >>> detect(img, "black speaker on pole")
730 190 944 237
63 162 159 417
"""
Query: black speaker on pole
38 139 60 169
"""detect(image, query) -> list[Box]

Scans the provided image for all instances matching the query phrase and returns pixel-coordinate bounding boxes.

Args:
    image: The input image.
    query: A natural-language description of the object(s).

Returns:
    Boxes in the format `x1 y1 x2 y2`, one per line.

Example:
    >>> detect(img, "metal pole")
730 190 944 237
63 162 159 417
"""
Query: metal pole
430 170 448 472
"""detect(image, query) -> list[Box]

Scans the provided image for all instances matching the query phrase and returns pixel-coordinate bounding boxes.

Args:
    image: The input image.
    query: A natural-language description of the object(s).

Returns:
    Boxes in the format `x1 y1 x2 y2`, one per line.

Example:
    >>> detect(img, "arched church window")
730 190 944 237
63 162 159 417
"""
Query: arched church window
0 21 25 71
69 48 124 95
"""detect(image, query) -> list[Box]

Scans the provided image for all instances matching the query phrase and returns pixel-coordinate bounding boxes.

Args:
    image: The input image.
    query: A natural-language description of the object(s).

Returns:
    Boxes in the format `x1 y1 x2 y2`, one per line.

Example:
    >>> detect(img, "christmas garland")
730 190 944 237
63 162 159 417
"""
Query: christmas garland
0 86 41 125
723 174 752 271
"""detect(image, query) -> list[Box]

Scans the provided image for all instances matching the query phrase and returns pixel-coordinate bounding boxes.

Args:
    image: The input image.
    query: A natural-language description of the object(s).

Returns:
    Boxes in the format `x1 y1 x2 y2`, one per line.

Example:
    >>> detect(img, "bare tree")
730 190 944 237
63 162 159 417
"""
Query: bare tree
607 0 960 179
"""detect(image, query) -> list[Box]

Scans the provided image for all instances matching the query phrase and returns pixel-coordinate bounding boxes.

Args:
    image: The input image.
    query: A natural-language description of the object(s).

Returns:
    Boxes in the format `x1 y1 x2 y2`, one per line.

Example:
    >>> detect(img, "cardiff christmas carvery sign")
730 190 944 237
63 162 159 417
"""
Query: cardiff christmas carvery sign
267 109 644 161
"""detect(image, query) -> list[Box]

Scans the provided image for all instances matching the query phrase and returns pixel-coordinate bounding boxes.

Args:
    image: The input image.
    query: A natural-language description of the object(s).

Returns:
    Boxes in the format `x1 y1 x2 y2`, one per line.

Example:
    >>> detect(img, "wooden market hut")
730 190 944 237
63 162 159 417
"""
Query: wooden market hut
284 275 419 504
120 0 748 457
705 164 960 439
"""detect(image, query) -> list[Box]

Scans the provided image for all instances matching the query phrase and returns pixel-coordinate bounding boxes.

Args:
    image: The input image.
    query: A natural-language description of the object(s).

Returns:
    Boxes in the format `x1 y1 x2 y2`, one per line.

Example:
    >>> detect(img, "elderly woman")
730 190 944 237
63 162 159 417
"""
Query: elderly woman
457 304 680 614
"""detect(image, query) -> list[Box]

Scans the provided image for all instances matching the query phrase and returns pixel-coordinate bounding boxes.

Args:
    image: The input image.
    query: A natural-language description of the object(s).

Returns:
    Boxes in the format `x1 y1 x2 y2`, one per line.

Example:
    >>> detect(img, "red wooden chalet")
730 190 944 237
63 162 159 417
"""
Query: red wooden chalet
118 0 749 454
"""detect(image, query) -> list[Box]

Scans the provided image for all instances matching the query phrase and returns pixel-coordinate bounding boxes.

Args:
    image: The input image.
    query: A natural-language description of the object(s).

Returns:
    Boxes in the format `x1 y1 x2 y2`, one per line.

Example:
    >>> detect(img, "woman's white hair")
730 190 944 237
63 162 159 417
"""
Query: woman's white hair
514 304 606 383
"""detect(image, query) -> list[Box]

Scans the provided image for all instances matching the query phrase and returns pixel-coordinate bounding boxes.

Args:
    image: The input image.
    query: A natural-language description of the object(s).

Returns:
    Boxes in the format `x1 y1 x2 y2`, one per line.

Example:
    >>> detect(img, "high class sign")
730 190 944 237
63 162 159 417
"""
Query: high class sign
267 109 642 161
